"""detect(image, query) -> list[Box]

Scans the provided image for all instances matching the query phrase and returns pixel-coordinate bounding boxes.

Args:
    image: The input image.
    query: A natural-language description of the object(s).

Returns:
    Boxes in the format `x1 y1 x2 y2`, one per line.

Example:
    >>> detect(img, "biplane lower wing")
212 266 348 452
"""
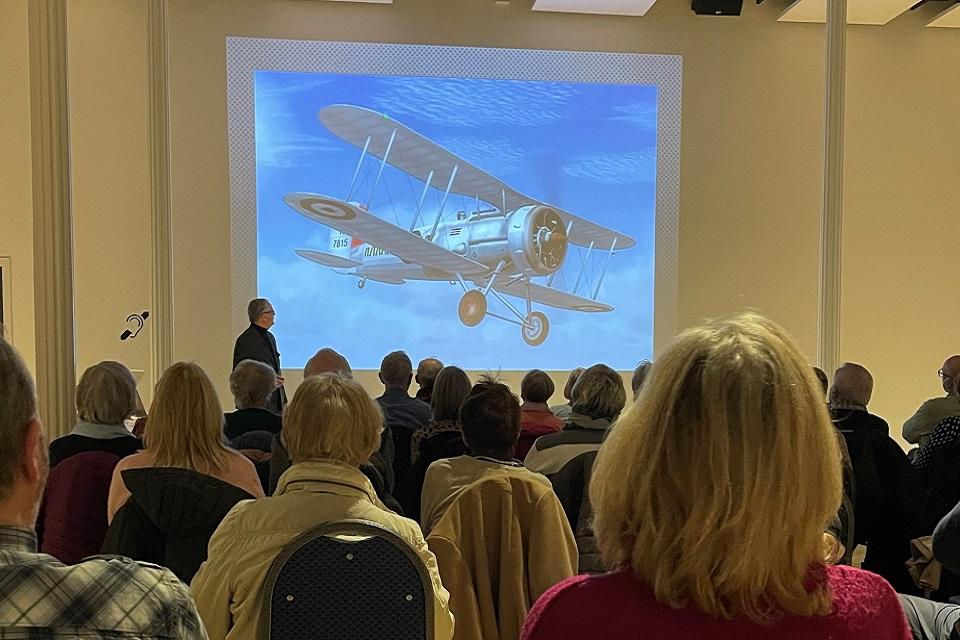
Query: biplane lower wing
492 280 613 313
295 249 361 269
284 193 489 275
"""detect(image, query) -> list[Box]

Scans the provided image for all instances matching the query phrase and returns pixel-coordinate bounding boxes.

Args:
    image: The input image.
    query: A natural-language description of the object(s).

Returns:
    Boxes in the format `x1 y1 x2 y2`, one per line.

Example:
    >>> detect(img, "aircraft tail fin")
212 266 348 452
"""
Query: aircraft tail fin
328 230 352 258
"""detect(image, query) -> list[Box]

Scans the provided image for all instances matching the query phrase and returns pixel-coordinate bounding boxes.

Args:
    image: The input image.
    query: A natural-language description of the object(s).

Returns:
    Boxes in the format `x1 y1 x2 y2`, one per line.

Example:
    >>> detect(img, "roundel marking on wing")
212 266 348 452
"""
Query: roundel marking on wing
301 197 356 221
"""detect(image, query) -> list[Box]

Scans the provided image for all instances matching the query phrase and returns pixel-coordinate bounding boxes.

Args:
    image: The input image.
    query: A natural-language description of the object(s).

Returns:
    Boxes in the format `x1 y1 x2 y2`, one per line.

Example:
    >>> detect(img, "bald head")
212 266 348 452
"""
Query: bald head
304 348 352 379
416 358 443 388
829 362 873 409
942 355 960 395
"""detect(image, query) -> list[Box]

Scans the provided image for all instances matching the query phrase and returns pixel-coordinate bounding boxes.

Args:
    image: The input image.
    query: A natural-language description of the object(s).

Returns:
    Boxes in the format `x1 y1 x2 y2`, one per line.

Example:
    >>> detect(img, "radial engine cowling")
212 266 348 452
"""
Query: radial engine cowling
506 205 569 276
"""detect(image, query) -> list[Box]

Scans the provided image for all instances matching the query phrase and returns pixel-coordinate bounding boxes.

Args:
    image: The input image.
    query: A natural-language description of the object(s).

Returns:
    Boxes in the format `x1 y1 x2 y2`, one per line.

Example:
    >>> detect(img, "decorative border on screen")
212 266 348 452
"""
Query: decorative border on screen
226 38 681 355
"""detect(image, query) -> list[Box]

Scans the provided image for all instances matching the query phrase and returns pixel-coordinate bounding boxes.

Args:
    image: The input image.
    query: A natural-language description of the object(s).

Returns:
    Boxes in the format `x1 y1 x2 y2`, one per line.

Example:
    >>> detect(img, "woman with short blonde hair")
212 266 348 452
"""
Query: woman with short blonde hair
522 313 910 640
284 373 382 466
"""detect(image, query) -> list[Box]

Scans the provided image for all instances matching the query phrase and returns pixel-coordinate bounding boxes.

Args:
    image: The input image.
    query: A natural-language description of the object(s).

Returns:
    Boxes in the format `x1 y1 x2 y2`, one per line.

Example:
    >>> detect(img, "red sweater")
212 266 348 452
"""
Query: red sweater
516 407 565 461
521 565 910 640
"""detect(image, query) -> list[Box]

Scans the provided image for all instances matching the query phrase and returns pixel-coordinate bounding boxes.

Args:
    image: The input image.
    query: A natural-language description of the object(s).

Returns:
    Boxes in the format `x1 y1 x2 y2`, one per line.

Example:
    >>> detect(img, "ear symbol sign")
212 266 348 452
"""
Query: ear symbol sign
119 310 151 341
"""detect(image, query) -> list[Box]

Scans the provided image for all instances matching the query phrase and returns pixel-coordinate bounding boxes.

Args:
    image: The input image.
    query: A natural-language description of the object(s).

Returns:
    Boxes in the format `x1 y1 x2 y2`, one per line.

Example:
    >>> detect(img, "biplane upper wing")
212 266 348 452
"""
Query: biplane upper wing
284 193 489 275
492 279 613 313
319 105 637 250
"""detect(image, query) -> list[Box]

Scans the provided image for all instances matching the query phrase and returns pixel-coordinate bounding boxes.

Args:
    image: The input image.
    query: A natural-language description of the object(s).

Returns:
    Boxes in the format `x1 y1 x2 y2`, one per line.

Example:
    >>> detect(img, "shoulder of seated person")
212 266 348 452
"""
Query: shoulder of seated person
824 564 898 607
115 450 151 470
80 554 185 582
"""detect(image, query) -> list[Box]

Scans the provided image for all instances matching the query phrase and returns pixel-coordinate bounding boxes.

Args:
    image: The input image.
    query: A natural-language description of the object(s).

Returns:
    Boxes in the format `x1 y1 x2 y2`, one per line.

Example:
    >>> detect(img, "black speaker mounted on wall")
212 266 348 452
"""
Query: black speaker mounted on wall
692 0 743 15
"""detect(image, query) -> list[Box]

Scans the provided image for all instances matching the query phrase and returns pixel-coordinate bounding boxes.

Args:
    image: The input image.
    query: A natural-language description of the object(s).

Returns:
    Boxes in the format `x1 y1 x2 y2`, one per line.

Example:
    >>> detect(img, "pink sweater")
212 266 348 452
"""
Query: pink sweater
521 564 910 640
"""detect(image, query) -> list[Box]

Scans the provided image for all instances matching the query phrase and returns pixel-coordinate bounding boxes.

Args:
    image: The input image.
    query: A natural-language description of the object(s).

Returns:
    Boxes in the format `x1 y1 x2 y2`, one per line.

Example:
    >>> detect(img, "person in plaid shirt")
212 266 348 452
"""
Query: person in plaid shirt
0 338 207 639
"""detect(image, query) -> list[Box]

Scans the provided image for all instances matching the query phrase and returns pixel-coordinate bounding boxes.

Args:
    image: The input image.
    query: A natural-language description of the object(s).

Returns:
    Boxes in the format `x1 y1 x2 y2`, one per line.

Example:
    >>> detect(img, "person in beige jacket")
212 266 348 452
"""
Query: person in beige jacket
191 373 454 640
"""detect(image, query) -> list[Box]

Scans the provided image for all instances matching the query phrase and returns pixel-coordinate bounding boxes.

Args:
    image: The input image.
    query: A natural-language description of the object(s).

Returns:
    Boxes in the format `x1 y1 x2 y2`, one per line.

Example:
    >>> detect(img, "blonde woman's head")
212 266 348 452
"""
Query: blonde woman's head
590 312 842 622
76 361 137 425
284 373 382 466
146 362 228 473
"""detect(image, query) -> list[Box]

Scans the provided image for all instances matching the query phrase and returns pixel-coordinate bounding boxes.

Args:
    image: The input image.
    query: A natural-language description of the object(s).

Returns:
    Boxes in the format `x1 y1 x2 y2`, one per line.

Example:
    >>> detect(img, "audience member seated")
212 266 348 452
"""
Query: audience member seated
0 339 206 638
630 360 652 401
421 378 577 639
378 350 431 486
397 366 471 520
40 361 143 562
48 361 142 467
191 373 454 639
415 356 444 404
903 355 960 449
549 367 583 421
102 362 264 582
224 359 282 441
524 363 626 477
911 367 960 483
269 349 399 511
521 313 910 640
516 369 564 461
829 362 890 436
813 366 830 397
421 376 560 531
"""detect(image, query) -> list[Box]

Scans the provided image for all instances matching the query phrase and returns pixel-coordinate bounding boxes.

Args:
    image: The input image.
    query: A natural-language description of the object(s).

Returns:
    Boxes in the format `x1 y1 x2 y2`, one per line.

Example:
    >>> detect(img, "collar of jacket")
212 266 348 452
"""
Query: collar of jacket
274 459 378 503
69 420 134 440
566 411 613 430
0 527 36 553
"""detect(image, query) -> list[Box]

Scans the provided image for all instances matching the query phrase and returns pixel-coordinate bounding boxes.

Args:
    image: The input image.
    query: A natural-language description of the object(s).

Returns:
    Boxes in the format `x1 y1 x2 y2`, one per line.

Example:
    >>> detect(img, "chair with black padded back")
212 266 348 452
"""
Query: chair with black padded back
258 519 434 640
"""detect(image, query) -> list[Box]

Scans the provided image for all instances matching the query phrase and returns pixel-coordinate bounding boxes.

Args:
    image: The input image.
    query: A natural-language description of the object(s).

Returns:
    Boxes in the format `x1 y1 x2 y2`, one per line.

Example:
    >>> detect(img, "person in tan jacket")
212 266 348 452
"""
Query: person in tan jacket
422 377 577 639
191 373 454 640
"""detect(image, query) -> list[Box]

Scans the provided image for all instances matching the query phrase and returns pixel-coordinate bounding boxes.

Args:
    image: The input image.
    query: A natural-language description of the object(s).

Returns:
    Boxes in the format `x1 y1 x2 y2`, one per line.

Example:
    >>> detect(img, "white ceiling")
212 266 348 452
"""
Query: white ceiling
927 4 960 27
531 0 659 17
778 0 922 26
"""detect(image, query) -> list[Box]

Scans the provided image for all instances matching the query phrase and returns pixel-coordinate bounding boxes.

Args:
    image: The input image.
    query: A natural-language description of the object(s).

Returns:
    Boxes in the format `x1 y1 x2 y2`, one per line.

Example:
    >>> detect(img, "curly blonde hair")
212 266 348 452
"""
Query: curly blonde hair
590 312 841 622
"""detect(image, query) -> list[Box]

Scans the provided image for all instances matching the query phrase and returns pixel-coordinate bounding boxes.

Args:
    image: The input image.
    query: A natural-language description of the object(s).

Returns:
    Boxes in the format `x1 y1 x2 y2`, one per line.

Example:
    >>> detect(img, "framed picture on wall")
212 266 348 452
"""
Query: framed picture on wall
0 257 11 341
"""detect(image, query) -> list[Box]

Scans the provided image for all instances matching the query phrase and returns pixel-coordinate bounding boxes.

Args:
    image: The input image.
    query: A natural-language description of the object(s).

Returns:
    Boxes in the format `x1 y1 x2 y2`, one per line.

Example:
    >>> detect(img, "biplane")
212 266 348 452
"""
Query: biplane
283 105 635 347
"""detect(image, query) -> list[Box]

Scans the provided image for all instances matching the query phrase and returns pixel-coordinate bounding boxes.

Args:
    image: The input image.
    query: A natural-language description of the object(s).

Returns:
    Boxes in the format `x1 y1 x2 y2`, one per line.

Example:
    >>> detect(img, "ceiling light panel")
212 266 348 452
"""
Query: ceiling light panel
778 0 917 26
532 0 658 17
927 4 960 28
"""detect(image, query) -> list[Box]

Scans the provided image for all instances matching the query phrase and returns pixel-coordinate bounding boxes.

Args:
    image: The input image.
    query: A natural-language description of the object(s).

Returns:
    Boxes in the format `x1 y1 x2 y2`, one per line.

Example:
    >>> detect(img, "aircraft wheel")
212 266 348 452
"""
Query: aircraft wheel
358 279 366 289
522 311 549 346
458 290 487 327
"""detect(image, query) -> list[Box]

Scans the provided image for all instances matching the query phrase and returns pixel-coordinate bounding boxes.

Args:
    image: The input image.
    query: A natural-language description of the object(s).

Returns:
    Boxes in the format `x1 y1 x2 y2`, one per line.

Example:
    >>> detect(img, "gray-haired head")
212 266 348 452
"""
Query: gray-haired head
0 339 37 500
76 361 137 425
416 357 444 387
571 363 626 421
230 359 278 409
247 298 273 324
562 367 585 402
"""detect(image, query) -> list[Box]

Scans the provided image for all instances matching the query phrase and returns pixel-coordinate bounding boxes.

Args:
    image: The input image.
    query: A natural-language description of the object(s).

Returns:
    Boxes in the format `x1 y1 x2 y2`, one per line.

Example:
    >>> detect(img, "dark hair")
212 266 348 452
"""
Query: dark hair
631 360 653 396
563 367 585 402
521 369 554 404
380 351 413 387
0 339 37 500
812 367 829 395
459 375 521 454
571 363 626 421
431 366 472 423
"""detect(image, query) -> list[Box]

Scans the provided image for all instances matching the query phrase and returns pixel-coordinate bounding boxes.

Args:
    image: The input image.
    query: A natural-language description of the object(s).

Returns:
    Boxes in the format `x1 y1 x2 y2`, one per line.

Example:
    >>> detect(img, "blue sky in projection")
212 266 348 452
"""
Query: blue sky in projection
255 71 657 371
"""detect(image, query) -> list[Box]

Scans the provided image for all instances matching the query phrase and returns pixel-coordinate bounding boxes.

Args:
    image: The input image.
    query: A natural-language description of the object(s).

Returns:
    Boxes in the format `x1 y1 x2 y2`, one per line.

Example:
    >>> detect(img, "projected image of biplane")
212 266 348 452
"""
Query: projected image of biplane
283 105 636 347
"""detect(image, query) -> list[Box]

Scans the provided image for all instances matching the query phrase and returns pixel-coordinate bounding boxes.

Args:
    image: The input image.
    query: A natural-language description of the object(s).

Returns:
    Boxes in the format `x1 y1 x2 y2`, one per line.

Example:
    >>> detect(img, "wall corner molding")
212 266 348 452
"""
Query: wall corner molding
149 0 174 385
28 0 76 436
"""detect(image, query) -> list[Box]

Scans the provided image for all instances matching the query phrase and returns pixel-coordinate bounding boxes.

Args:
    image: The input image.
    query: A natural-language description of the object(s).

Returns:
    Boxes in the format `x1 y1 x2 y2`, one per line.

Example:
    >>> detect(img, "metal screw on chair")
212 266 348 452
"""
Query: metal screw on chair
405 594 413 602
346 553 354 560
286 595 295 602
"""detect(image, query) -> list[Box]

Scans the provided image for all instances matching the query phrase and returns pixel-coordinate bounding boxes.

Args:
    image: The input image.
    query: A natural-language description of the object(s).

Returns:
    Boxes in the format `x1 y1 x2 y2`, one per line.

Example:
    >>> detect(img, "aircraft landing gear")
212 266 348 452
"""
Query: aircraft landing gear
458 290 487 327
358 278 366 289
522 311 549 346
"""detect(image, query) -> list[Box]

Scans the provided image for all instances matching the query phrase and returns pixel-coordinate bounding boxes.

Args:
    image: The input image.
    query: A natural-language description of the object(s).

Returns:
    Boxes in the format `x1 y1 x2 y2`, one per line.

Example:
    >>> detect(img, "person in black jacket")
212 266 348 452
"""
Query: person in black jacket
224 359 282 440
233 298 286 412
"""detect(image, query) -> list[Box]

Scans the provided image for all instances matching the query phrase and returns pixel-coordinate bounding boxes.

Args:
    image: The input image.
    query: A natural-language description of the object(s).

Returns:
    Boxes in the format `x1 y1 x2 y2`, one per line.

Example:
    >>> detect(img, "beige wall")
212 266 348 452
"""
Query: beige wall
0 0 36 374
2 1 957 442
67 0 155 400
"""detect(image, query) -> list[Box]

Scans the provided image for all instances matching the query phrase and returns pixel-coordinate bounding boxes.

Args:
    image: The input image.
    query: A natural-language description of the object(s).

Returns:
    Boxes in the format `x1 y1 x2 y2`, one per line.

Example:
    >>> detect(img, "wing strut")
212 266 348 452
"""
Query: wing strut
593 239 617 300
573 241 595 296
411 170 435 232
482 260 506 296
367 128 397 209
345 135 371 202
547 220 574 288
429 165 459 241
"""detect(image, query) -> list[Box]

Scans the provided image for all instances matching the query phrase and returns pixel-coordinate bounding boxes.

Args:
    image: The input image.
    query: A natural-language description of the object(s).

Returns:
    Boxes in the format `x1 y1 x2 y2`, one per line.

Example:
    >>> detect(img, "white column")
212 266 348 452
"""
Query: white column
818 0 846 377
149 0 174 386
29 0 76 436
